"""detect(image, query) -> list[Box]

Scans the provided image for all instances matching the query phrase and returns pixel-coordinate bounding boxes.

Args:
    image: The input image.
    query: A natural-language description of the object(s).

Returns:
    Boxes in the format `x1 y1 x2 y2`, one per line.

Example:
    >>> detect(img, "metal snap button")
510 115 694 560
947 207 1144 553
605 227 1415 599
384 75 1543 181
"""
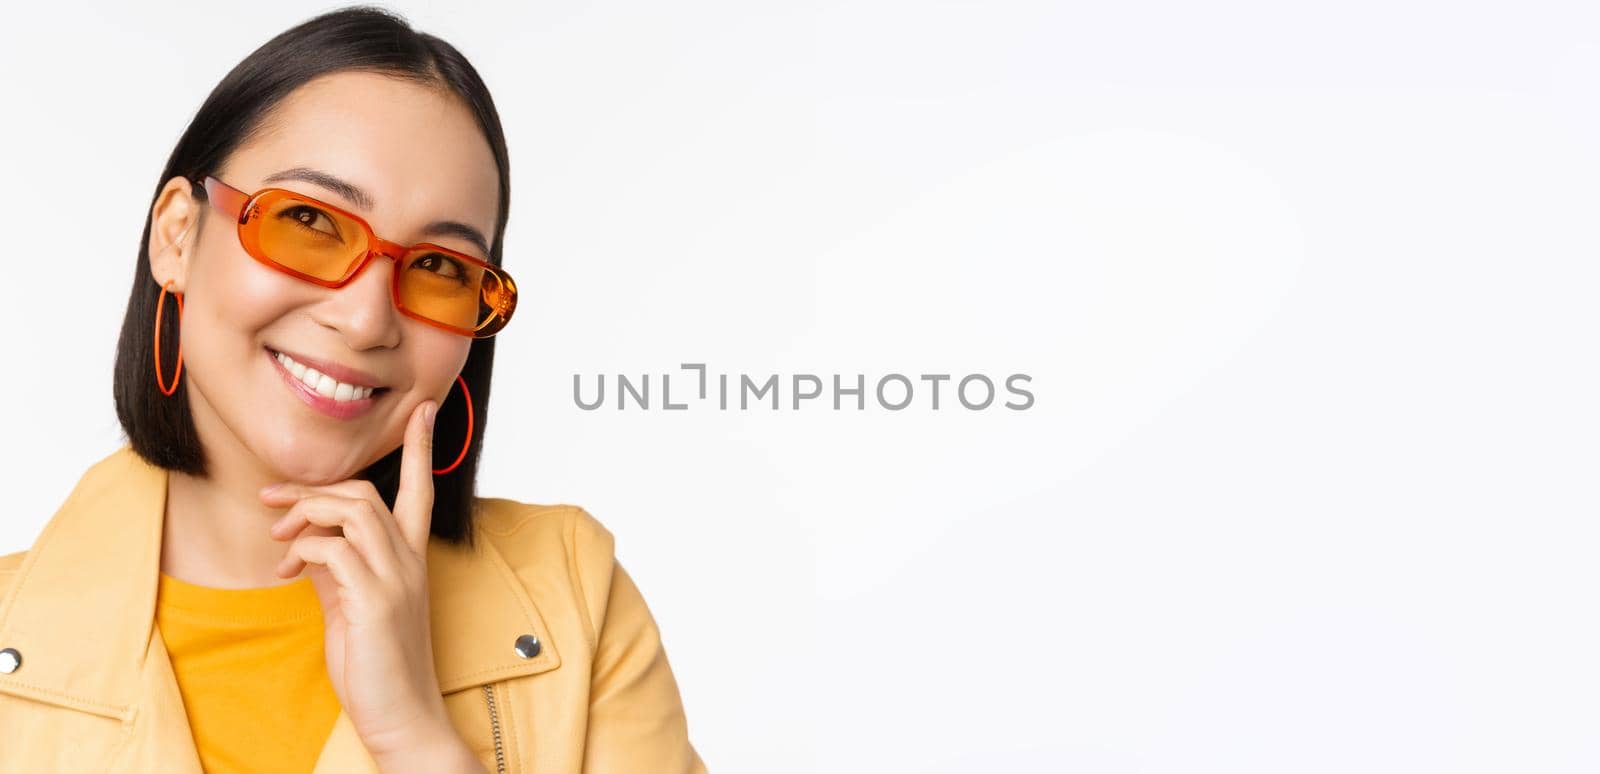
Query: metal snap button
0 647 20 674
514 634 541 659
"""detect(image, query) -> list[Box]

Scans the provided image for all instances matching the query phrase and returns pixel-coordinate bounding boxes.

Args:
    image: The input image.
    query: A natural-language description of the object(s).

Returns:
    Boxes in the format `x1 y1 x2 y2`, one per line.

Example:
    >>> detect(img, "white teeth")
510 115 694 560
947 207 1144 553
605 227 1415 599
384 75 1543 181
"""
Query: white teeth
274 350 377 402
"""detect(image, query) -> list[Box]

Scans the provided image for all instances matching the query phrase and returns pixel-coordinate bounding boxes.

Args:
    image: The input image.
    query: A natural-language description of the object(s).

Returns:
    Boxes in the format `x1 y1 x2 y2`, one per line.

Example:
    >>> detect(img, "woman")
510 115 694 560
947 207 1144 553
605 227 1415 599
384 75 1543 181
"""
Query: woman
0 7 706 773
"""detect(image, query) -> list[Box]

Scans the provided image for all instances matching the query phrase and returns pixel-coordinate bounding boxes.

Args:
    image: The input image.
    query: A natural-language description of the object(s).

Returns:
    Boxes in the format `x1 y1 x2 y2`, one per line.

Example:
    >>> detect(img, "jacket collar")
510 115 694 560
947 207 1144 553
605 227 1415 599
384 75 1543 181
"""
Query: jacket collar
0 443 561 769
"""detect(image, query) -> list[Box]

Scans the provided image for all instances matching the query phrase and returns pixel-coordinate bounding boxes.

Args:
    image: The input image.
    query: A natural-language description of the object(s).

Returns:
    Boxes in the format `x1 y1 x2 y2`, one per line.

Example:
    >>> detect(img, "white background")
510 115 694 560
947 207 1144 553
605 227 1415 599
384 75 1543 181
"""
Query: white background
3 2 1598 772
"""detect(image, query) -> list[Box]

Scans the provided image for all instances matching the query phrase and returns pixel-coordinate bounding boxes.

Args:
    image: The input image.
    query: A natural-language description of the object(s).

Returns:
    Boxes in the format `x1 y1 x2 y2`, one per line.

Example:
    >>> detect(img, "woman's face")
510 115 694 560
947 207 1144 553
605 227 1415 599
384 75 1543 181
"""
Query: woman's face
148 70 500 484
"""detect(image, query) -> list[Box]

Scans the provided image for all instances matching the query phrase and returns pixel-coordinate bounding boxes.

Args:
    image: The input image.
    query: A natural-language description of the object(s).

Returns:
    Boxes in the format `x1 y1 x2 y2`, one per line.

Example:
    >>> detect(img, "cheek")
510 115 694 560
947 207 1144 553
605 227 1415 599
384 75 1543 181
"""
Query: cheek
184 244 310 341
412 338 472 397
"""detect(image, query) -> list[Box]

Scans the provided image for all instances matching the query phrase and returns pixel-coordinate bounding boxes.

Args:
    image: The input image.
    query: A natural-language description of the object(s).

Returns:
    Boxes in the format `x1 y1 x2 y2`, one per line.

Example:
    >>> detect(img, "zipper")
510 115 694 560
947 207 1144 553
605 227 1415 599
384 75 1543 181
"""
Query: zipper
482 683 508 774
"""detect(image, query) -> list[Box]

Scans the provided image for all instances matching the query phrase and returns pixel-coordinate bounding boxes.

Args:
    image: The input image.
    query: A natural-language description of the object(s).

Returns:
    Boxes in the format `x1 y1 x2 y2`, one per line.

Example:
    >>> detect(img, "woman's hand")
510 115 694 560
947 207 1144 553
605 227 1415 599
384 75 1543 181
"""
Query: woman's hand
260 399 477 770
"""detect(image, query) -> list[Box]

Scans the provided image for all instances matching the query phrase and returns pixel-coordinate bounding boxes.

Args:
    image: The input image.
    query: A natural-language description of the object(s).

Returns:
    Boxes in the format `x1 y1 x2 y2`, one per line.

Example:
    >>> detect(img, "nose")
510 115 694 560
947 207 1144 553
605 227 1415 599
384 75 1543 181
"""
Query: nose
311 248 403 350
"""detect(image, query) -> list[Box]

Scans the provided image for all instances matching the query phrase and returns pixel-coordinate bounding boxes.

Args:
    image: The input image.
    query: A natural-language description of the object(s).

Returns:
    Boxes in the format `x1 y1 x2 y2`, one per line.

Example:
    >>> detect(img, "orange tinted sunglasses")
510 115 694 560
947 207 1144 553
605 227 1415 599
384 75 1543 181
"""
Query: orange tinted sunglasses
195 175 518 338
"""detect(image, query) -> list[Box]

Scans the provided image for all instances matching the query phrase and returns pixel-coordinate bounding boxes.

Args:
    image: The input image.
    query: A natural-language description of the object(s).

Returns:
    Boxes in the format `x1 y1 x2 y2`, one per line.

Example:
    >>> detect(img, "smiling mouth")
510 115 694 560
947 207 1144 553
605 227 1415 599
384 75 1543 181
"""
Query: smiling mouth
265 346 392 403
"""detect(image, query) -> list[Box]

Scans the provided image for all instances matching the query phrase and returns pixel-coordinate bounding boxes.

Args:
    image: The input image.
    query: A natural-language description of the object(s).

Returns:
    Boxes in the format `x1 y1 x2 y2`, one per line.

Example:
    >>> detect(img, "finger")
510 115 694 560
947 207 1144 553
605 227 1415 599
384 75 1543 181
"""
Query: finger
274 522 339 578
278 535 383 602
395 398 438 556
262 480 413 561
269 494 404 583
265 484 405 554
261 479 388 519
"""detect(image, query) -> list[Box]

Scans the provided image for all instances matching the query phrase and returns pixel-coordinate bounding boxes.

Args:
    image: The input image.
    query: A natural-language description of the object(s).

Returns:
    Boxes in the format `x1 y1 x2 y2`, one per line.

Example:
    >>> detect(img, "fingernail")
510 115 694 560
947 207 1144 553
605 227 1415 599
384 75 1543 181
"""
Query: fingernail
424 402 437 430
260 483 282 496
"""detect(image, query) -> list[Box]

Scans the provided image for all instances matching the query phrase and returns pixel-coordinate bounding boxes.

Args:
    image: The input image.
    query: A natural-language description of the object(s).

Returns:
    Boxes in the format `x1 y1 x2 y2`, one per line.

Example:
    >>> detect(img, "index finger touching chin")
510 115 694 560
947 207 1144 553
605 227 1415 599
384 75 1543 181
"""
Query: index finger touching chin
394 399 437 555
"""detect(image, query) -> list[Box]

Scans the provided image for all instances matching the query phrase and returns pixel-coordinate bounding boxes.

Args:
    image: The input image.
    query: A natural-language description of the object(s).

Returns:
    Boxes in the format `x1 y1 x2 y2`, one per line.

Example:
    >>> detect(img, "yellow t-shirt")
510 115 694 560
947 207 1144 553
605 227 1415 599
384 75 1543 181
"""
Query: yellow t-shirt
155 570 342 773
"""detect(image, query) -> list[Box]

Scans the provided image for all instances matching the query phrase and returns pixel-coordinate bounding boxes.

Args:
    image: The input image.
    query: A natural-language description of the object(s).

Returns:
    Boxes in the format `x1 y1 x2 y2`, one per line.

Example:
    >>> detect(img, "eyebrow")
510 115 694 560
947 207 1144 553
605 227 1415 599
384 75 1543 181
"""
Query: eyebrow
261 166 493 256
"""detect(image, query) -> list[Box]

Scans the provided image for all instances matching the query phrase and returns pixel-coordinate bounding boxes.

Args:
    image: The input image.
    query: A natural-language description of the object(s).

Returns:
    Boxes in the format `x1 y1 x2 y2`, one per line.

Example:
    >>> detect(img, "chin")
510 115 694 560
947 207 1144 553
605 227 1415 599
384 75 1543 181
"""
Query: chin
258 435 374 485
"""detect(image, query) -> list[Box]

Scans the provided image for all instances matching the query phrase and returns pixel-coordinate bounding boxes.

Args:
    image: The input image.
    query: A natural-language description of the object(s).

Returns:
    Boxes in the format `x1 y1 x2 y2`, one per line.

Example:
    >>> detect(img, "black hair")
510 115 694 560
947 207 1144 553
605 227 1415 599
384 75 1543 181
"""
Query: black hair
112 5 510 550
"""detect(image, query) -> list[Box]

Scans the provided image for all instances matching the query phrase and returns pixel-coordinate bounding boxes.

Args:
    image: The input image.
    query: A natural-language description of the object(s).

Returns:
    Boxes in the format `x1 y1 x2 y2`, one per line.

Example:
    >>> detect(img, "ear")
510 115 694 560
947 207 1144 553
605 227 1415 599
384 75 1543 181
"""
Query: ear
148 176 202 293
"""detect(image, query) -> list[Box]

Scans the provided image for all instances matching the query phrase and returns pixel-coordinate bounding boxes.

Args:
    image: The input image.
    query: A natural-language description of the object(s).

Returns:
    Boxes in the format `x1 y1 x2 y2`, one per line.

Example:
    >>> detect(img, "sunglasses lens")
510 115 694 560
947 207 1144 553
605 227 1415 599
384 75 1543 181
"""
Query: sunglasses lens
255 196 369 281
397 249 517 334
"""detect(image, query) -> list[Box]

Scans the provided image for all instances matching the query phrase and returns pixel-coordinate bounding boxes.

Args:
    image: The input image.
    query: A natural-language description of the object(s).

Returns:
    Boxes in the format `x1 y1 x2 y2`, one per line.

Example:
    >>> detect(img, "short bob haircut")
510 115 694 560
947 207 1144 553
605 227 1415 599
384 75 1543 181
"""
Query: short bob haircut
112 5 510 551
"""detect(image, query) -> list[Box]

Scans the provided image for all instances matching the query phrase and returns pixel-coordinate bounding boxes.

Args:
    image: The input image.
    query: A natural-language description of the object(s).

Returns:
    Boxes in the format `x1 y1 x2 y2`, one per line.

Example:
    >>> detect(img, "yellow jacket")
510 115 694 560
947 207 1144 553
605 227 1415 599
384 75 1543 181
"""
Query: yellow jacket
0 444 708 773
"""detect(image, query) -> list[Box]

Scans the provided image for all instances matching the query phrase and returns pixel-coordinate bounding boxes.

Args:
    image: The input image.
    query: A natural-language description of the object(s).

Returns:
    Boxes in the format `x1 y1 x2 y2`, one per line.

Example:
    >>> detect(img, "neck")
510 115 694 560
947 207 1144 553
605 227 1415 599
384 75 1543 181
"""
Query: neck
163 462 296 589
160 392 303 589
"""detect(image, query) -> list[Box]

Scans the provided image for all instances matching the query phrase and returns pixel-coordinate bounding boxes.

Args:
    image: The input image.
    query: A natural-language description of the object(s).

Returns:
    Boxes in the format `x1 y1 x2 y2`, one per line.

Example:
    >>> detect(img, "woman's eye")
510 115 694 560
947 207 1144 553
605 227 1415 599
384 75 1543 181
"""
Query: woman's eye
281 205 341 238
413 253 468 282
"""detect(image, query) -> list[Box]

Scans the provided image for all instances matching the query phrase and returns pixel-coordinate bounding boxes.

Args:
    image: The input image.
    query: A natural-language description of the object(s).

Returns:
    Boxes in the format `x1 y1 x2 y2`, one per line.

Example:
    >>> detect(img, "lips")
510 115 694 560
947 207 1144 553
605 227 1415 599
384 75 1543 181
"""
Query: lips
265 345 390 420
264 345 388 389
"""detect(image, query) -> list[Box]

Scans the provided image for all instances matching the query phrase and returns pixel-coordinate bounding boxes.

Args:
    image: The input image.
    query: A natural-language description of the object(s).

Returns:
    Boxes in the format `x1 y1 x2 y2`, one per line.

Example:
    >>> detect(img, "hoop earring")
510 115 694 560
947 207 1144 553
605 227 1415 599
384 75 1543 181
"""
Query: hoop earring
154 280 184 396
433 374 474 475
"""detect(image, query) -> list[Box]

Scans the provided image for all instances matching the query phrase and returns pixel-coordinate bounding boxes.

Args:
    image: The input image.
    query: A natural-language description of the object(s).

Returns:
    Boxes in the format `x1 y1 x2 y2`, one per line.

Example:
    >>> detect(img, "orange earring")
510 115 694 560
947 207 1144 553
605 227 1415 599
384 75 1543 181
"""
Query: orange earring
154 280 184 396
433 375 474 475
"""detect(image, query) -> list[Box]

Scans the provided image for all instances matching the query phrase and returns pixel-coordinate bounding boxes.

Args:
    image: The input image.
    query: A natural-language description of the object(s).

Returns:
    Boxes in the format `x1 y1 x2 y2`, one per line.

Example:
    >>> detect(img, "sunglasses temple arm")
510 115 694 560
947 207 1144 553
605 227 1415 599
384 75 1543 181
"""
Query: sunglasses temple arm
196 176 252 221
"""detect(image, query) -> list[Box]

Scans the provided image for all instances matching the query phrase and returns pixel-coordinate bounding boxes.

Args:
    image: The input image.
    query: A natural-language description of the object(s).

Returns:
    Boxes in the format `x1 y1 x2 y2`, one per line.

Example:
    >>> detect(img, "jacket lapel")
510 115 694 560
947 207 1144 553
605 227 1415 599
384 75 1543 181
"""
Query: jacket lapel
118 623 204 773
0 441 165 718
0 443 562 771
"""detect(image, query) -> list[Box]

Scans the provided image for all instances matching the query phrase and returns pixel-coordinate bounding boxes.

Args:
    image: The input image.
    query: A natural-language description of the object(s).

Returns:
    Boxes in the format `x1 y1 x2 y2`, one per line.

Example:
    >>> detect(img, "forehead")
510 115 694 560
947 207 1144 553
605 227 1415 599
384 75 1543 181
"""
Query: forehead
219 70 500 246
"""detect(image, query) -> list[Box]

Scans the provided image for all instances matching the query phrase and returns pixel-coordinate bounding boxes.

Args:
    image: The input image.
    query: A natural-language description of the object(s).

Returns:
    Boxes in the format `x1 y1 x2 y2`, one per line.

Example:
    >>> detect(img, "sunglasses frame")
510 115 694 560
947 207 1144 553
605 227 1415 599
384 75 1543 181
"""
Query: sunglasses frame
193 175 517 339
